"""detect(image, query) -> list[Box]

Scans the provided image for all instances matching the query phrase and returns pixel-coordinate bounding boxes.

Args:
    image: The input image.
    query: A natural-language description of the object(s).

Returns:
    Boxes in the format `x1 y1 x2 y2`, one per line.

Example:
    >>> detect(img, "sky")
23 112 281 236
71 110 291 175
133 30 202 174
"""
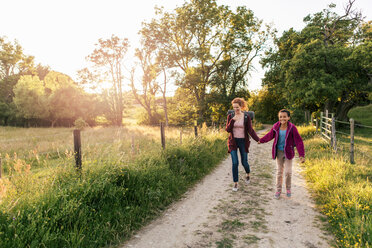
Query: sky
1 0 371 94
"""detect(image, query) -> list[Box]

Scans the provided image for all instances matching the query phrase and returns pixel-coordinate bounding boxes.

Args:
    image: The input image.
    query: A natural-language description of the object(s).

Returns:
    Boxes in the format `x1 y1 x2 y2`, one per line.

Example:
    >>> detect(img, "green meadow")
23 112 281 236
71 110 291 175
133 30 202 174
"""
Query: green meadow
0 124 228 247
298 106 372 248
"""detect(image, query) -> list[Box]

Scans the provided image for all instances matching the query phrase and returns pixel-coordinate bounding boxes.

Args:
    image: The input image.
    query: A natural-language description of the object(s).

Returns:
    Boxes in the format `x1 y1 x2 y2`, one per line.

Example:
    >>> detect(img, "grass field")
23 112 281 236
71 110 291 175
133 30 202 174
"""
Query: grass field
298 108 372 248
0 122 234 247
348 104 372 126
0 124 203 174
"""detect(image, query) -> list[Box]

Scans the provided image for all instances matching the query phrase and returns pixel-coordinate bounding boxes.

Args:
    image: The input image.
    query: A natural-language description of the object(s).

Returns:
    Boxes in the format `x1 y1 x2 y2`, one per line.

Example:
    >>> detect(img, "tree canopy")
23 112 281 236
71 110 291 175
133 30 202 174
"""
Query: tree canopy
1 0 371 127
261 1 371 120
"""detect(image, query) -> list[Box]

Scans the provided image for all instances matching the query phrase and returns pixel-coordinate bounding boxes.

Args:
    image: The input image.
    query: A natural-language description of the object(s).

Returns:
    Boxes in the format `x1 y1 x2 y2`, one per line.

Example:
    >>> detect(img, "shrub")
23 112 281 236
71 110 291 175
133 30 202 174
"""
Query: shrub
74 117 89 130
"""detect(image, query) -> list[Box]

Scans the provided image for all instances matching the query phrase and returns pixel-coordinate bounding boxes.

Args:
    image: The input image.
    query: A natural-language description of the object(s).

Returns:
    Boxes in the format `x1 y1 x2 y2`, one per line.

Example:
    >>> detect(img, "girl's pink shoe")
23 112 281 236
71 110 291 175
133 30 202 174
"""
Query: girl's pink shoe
274 191 281 199
286 190 291 197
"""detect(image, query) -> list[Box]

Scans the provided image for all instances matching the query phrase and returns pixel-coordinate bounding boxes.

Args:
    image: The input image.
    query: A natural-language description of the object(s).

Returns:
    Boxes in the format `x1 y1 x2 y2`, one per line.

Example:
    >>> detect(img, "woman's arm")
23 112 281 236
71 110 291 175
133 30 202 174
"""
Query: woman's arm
247 116 259 142
225 114 235 133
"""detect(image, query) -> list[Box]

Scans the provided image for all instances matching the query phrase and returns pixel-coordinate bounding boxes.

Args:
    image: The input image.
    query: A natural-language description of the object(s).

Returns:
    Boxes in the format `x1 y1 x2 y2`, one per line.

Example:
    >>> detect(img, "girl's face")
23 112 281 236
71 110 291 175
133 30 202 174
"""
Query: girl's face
278 112 290 125
233 103 242 114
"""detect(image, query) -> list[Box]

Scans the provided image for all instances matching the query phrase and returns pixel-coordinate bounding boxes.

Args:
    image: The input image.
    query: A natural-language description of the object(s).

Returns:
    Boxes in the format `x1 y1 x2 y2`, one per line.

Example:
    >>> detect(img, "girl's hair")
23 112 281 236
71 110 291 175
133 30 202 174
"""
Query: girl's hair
231 97 247 110
278 109 291 117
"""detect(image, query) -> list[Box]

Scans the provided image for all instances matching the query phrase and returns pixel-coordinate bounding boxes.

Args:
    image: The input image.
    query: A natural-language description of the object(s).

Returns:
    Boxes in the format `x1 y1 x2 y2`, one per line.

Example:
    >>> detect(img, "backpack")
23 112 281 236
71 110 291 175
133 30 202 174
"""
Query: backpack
227 110 254 123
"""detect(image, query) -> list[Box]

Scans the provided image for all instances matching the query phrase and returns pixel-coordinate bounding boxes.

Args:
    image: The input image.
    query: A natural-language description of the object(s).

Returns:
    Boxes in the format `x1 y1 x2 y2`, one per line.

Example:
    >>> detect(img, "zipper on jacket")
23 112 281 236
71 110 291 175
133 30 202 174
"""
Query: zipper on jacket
273 128 278 159
283 124 293 159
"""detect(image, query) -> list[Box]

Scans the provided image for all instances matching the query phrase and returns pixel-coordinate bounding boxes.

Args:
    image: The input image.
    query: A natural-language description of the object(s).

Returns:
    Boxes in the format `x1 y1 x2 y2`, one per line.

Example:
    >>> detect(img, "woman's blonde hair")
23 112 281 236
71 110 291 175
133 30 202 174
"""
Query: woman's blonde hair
231 97 247 111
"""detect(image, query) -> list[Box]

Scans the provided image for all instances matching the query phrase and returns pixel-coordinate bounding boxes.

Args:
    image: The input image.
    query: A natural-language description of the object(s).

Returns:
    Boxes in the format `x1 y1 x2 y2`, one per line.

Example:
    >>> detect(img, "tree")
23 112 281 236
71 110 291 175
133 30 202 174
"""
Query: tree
208 6 272 121
48 85 98 126
247 86 285 123
138 20 174 126
13 75 48 126
142 1 228 122
167 87 197 125
0 37 35 125
142 1 270 123
261 1 371 120
130 38 160 125
14 72 98 127
84 35 129 126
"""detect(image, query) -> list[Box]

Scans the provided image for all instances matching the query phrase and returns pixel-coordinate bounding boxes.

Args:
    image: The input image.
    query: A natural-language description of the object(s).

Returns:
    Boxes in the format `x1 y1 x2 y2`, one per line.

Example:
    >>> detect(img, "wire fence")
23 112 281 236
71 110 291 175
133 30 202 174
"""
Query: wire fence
312 111 372 164
0 121 232 178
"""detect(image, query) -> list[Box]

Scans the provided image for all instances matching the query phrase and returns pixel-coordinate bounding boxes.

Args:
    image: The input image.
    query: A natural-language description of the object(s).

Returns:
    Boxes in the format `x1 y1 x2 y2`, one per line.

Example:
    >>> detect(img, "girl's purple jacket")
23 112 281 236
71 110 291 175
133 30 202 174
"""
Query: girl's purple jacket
259 121 305 160
225 114 259 153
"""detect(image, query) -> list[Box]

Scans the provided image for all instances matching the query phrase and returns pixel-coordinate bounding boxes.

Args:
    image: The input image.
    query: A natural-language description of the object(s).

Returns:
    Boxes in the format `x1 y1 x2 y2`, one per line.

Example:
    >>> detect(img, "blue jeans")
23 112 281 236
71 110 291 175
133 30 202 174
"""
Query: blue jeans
231 138 250 182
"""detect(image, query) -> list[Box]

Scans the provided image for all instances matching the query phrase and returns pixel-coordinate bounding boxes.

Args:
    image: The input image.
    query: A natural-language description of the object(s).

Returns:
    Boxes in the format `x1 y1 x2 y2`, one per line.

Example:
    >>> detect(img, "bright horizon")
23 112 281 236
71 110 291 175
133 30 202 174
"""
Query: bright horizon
1 0 371 94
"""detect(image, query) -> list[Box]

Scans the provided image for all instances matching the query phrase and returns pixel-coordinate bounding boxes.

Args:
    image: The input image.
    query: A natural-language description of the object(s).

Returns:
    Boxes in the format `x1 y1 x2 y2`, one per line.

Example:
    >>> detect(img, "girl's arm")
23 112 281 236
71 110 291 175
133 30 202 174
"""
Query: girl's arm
247 116 259 142
293 126 305 158
225 114 235 133
259 127 275 143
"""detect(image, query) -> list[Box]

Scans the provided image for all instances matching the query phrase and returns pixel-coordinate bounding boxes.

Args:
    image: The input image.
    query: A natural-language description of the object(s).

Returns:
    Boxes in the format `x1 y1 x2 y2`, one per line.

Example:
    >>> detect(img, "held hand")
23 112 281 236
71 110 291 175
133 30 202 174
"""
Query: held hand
257 141 261 144
299 157 305 163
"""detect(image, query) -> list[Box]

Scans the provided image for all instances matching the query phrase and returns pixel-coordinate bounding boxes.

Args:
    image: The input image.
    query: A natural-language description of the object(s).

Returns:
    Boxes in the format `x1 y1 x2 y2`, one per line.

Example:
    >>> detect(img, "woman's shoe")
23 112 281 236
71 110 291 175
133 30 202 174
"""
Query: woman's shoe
232 184 238 192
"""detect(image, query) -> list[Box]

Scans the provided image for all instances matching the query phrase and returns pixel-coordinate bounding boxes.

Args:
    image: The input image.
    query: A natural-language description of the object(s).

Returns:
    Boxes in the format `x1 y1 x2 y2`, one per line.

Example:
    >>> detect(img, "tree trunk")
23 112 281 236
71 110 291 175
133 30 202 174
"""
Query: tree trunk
197 86 207 123
162 69 169 127
117 107 123 126
335 101 355 121
324 100 334 114
163 96 169 126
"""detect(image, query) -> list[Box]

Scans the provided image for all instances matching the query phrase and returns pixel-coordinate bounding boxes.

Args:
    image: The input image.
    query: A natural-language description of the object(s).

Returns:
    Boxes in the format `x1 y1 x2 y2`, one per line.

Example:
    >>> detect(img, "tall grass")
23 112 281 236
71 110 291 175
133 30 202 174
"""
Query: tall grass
299 126 371 248
0 125 202 175
0 126 228 247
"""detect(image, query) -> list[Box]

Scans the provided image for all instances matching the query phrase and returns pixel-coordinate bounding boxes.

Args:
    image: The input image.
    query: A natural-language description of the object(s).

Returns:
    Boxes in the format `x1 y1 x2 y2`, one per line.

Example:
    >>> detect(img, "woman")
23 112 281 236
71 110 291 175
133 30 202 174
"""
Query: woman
225 98 259 191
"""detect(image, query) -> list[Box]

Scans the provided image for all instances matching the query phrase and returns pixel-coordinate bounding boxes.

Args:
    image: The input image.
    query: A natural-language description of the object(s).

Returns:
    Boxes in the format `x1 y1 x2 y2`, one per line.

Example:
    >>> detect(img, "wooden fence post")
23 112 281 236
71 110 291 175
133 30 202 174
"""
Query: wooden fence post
73 129 82 170
311 115 314 126
194 120 198 137
331 115 337 151
320 112 323 135
350 118 355 164
180 129 183 144
160 122 165 149
315 118 319 133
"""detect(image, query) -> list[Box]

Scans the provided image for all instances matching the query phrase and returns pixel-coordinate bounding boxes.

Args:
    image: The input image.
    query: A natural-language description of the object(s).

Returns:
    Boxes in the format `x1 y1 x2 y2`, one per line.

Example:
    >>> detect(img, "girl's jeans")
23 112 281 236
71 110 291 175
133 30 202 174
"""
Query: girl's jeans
230 138 250 182
276 150 293 192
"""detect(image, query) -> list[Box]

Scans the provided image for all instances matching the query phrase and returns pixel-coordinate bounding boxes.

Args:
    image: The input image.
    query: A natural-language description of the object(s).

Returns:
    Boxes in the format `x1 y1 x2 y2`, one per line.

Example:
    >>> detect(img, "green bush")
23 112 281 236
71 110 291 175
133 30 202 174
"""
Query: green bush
297 125 316 139
136 109 164 125
74 117 89 130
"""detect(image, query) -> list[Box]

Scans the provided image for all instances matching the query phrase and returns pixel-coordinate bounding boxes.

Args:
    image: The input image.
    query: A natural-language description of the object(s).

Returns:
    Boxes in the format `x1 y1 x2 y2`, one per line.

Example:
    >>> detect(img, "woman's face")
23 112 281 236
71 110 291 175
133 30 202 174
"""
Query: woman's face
233 103 242 114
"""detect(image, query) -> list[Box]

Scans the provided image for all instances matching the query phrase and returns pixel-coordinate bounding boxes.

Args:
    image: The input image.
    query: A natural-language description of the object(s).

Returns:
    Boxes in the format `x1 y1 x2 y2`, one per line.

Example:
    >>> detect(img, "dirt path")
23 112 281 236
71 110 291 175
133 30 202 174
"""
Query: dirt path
122 128 331 248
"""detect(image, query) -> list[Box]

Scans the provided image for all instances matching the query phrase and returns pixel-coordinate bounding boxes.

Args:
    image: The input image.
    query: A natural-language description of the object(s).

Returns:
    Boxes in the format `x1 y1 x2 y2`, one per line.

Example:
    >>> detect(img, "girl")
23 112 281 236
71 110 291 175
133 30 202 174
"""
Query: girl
259 109 305 199
226 98 260 191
